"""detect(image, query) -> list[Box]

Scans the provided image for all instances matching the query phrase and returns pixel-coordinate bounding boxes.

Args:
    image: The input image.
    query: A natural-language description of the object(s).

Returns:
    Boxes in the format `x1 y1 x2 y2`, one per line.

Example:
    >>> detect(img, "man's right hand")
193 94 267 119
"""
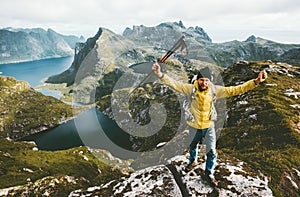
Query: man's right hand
255 69 268 85
152 63 163 78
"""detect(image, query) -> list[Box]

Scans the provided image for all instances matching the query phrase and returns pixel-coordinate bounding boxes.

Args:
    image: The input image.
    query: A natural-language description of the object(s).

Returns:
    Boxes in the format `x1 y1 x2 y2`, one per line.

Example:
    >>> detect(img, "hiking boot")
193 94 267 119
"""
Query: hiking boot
185 160 198 171
210 178 218 187
204 170 218 187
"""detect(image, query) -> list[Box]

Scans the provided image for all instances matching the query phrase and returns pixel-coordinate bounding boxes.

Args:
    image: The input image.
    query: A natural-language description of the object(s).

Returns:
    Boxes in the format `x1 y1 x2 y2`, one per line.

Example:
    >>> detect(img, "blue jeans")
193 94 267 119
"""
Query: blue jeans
188 127 217 178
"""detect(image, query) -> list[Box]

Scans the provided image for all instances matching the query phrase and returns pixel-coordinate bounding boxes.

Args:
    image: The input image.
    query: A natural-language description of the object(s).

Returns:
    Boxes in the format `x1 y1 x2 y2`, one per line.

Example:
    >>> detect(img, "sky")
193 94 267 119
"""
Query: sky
1 0 300 44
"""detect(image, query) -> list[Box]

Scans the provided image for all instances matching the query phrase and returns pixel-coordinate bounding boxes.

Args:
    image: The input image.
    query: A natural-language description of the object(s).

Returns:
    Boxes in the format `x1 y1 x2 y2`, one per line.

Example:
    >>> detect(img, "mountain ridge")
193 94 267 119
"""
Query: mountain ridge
0 28 85 64
44 21 300 104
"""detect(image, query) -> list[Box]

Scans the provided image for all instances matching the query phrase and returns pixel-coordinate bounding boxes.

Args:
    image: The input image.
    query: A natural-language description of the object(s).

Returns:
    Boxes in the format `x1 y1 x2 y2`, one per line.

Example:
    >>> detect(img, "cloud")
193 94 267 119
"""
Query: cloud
0 0 300 43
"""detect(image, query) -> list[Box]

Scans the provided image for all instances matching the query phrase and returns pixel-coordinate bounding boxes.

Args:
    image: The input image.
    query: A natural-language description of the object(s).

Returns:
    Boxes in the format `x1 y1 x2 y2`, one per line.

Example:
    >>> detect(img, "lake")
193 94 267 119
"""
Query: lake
22 107 137 160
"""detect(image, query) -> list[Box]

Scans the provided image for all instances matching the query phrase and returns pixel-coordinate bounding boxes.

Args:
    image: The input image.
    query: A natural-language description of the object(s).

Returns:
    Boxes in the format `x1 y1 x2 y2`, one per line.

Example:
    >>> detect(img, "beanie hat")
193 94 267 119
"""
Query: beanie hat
196 67 213 80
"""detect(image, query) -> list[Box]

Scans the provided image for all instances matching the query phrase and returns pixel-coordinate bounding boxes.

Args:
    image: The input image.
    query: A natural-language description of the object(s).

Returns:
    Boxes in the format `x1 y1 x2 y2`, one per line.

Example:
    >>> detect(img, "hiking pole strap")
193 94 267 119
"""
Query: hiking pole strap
126 36 186 99
158 36 186 64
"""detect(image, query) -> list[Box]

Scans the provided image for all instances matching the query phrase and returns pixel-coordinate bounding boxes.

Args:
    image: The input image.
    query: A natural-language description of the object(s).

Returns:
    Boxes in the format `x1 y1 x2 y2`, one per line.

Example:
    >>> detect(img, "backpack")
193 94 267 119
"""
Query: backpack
183 77 217 122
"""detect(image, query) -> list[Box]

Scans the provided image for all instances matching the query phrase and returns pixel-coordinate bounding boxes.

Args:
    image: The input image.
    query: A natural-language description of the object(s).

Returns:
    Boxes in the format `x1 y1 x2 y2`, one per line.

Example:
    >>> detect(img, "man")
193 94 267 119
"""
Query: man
152 63 267 187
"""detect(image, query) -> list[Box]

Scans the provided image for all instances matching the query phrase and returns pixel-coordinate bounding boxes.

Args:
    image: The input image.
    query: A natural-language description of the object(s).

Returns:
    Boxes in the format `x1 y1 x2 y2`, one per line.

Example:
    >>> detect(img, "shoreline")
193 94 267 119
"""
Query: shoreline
0 55 73 65
16 103 95 142
35 82 74 103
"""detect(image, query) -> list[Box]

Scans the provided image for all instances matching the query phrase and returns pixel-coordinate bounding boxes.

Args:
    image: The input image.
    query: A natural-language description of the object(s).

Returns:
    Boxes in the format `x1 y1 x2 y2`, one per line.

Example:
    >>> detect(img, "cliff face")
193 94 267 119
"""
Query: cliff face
46 28 146 103
0 28 84 64
46 28 103 85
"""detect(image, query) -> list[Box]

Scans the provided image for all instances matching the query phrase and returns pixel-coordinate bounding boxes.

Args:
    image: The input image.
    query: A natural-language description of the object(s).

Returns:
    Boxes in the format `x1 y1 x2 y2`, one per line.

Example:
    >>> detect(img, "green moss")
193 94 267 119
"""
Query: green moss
0 77 17 87
0 138 123 189
218 61 300 196
0 76 86 139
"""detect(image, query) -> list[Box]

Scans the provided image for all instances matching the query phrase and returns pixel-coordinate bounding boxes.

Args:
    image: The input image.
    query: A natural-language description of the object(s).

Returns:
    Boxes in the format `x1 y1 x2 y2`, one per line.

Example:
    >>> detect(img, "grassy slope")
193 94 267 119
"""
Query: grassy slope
0 76 124 194
0 76 78 139
218 62 300 196
0 138 123 193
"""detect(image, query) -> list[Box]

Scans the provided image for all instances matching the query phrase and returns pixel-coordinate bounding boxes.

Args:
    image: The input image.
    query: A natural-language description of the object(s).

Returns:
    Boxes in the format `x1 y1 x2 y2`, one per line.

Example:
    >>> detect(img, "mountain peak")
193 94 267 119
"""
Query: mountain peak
47 28 56 33
177 20 185 28
244 35 275 45
157 21 186 29
122 20 212 45
245 35 256 42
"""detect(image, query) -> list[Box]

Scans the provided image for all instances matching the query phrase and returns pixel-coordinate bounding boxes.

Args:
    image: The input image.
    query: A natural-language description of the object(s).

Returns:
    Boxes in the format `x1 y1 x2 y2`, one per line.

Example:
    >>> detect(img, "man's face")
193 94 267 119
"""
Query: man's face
197 78 210 90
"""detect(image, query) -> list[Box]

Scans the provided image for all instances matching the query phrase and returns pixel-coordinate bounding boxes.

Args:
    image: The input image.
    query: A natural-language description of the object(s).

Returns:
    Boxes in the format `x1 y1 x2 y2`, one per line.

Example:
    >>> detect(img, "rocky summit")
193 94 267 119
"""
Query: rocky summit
69 149 273 197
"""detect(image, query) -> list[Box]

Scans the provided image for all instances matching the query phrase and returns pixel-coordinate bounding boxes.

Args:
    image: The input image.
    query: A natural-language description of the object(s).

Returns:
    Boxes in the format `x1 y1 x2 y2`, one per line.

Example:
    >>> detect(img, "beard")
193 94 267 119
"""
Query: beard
199 84 208 91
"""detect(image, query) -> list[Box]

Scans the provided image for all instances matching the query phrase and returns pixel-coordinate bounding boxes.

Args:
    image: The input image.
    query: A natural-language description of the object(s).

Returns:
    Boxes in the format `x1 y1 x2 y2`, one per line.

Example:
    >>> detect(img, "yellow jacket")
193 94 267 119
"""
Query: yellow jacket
160 74 258 129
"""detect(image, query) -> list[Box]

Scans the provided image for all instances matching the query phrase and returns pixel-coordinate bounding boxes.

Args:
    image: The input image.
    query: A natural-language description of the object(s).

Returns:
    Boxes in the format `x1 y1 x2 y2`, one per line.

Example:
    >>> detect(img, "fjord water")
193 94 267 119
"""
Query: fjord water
0 57 73 99
0 57 73 87
0 57 135 158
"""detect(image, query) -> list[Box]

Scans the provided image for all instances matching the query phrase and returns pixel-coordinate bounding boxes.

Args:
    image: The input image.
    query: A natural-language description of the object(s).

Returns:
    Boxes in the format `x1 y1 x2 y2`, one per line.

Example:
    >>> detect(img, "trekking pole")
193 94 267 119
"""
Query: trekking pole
125 36 187 99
